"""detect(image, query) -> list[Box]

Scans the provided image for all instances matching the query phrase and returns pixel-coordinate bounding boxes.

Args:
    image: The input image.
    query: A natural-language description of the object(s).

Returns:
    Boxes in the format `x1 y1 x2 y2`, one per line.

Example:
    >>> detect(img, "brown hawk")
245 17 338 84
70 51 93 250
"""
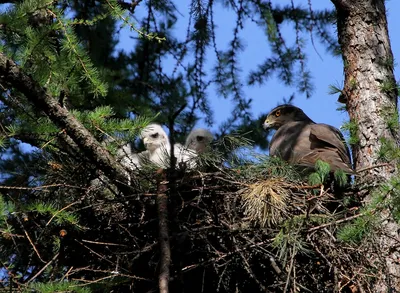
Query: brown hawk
263 104 354 174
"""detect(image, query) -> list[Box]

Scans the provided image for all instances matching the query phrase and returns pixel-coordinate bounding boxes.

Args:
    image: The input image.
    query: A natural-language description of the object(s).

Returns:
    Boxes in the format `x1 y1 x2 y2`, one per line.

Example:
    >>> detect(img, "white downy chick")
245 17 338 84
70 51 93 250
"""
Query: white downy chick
140 123 171 168
185 128 214 153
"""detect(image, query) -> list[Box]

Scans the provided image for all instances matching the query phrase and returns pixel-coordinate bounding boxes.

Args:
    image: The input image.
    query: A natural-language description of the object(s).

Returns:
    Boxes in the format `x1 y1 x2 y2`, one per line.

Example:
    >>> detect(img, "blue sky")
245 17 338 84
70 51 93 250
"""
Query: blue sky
115 0 400 139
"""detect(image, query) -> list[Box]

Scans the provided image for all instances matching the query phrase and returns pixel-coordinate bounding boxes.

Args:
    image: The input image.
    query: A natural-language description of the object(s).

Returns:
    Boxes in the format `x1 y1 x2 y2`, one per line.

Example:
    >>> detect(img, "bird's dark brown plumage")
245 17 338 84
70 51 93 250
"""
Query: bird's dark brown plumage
263 104 354 174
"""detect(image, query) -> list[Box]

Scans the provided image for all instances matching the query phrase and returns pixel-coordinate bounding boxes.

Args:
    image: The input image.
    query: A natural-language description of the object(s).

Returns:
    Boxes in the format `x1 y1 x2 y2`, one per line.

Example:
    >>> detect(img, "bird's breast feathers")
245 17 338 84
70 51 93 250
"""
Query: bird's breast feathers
270 121 311 160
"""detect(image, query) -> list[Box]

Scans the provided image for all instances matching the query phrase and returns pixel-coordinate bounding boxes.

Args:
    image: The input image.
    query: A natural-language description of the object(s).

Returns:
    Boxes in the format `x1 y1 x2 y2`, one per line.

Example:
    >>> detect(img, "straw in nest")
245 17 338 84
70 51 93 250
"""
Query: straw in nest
241 178 290 227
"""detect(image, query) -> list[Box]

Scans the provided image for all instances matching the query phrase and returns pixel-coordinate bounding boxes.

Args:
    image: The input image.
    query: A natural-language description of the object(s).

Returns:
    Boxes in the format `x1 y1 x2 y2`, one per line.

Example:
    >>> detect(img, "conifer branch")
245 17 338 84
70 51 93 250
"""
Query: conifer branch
0 52 132 193
105 0 165 42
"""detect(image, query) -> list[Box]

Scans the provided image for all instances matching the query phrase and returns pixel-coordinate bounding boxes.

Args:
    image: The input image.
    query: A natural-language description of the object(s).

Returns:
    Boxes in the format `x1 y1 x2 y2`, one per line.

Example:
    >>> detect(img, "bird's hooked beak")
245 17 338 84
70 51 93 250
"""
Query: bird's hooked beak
143 137 149 144
263 118 273 130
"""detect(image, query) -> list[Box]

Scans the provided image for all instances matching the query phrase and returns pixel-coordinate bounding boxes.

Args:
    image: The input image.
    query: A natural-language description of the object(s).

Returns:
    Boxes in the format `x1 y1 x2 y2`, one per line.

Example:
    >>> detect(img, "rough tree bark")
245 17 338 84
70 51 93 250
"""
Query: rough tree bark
0 52 132 193
331 0 400 291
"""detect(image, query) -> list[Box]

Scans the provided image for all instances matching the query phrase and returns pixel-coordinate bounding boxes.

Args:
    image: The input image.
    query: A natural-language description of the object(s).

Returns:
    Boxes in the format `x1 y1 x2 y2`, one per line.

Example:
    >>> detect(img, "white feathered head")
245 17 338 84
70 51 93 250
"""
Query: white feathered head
140 123 170 152
185 128 213 153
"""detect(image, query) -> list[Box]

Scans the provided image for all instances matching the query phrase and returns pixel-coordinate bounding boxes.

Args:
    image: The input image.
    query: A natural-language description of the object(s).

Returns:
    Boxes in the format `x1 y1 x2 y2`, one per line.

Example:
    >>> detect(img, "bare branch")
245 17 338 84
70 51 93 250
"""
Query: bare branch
117 0 142 13
26 253 59 284
157 171 171 293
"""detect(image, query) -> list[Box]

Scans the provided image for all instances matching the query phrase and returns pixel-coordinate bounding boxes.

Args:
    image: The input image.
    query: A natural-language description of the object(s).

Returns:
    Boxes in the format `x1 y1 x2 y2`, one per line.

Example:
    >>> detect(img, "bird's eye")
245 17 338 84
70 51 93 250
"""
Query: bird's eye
275 110 281 117
196 136 204 142
151 133 159 138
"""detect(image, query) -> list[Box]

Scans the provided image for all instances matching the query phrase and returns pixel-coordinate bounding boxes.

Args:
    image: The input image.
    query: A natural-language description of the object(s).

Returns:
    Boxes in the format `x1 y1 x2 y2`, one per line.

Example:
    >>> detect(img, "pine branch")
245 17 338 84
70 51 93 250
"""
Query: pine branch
0 52 132 194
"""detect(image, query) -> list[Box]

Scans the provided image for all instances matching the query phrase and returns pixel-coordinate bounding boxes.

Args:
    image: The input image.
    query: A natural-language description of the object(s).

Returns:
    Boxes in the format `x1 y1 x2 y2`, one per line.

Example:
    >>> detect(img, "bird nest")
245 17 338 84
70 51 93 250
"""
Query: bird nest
78 163 373 292
10 155 377 293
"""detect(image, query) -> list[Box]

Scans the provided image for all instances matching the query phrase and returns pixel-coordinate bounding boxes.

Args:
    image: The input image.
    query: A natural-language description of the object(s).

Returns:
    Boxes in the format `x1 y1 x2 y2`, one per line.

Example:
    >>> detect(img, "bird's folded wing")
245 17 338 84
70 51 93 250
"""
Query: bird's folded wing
296 149 354 174
309 124 352 167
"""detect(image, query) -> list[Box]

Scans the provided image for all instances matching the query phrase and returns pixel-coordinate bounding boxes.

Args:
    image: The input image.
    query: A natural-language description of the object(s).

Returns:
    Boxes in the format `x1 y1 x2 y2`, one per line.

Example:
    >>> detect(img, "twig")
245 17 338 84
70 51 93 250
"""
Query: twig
60 266 74 281
171 103 187 121
117 0 142 14
214 176 249 186
41 129 64 149
75 240 116 267
233 236 269 292
307 237 333 268
71 275 115 284
284 248 296 293
45 201 80 227
168 103 187 170
296 184 323 190
157 170 171 293
68 267 151 281
308 212 364 232
0 230 24 238
182 240 269 272
245 236 312 292
26 253 59 283
81 239 128 247
355 163 393 174
23 228 46 264
0 183 85 191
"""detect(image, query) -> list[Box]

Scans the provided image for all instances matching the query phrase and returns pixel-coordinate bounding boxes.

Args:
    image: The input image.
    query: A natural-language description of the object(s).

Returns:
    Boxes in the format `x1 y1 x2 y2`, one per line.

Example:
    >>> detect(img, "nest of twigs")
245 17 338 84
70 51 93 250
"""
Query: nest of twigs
8 152 376 293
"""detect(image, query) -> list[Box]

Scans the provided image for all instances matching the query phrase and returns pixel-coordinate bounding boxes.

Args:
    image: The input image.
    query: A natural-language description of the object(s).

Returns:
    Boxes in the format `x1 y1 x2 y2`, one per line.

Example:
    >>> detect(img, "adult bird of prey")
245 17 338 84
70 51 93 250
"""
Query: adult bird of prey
140 123 198 169
262 104 354 174
185 128 214 153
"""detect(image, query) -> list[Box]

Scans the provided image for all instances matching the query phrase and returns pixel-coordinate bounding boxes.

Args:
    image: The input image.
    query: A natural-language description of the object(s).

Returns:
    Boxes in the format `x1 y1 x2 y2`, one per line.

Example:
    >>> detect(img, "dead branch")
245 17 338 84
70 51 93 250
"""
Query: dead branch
81 239 129 247
117 0 142 14
20 222 46 264
308 212 364 232
0 184 85 191
26 253 59 284
157 170 171 293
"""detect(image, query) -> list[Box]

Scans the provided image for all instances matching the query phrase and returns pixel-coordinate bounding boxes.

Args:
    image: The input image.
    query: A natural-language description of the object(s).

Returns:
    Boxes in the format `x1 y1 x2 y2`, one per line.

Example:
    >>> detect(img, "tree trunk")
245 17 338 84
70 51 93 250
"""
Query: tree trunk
332 0 400 291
